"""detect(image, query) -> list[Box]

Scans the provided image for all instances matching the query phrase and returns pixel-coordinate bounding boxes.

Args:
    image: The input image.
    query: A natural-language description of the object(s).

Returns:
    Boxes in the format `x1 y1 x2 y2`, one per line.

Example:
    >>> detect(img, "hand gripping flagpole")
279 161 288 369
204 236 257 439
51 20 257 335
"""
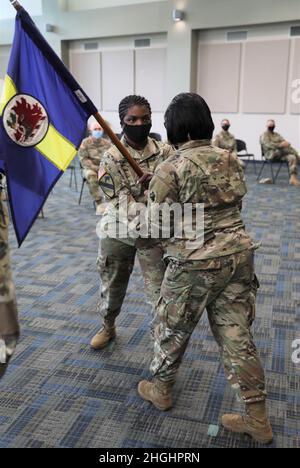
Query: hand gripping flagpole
9 0 144 179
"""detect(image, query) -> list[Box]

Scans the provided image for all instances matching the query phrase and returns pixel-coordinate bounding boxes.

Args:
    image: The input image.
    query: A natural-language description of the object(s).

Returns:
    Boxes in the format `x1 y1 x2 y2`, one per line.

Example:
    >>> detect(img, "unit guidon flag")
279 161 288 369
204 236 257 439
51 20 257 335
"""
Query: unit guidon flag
0 6 98 245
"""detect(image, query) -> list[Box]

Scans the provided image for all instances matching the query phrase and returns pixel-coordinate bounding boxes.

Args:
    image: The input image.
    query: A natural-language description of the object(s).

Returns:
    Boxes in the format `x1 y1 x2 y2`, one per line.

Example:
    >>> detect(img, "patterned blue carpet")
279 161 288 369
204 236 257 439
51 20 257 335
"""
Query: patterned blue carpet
0 163 299 448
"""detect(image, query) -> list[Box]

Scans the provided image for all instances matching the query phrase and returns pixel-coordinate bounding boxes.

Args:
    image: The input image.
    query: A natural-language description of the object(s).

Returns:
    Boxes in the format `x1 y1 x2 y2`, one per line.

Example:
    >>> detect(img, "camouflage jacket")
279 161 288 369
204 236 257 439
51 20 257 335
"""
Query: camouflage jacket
79 136 111 172
260 131 285 160
148 140 255 261
0 198 19 374
213 130 237 153
98 137 173 243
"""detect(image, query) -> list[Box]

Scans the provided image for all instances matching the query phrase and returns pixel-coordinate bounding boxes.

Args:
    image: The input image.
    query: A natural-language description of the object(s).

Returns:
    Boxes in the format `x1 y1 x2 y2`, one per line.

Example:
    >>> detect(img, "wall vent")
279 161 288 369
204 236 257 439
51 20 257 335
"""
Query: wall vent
291 26 300 36
84 42 99 51
134 38 151 48
227 31 248 42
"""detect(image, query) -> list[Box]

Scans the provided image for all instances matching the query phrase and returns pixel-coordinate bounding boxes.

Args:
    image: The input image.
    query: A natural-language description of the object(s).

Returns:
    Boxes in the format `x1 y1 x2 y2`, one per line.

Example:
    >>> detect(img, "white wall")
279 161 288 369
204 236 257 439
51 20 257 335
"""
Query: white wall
0 0 42 19
69 33 167 51
0 47 10 76
0 46 10 98
0 78 4 99
198 24 300 159
70 33 168 138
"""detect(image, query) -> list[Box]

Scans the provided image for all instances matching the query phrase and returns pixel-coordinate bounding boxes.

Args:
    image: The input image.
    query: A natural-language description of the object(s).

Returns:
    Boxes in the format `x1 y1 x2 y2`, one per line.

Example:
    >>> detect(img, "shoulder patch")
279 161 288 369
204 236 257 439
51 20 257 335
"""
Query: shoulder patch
99 171 115 199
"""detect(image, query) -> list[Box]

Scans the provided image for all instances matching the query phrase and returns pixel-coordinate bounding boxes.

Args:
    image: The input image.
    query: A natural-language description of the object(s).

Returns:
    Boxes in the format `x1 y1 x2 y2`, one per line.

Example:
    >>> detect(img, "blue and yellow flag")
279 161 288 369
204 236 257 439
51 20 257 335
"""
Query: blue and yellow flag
0 7 97 245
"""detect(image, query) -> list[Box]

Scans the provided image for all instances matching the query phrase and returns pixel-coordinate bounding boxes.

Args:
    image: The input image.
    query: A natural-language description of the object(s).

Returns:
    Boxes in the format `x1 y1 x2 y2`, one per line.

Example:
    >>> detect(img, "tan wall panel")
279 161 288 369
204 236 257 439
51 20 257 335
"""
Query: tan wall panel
135 48 167 112
102 50 134 112
242 40 290 113
197 43 241 113
70 52 102 110
0 56 9 79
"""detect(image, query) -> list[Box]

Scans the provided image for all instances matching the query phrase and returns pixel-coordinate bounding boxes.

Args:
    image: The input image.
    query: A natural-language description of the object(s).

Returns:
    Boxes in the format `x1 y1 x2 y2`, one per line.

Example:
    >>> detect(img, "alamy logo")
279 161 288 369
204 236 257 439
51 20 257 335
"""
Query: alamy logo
291 79 300 105
96 198 205 250
292 339 300 364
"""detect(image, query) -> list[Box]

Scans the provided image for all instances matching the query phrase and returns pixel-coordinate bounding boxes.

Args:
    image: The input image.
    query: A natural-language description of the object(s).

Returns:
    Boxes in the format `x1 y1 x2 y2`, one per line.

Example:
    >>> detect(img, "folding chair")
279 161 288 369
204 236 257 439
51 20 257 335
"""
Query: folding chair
236 139 256 174
68 163 78 191
256 146 290 183
149 132 162 142
78 170 87 206
78 164 96 209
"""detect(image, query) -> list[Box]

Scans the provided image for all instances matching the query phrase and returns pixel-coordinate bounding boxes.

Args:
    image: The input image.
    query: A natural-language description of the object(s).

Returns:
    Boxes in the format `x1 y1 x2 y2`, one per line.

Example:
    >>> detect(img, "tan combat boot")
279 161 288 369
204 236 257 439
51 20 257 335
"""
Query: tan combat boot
138 379 173 411
90 324 116 350
222 401 273 444
289 174 300 186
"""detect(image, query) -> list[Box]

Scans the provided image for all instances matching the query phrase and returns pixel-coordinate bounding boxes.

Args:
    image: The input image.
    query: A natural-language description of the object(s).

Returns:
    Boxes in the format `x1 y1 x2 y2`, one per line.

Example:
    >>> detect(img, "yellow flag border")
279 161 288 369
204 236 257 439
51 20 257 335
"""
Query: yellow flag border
0 74 77 171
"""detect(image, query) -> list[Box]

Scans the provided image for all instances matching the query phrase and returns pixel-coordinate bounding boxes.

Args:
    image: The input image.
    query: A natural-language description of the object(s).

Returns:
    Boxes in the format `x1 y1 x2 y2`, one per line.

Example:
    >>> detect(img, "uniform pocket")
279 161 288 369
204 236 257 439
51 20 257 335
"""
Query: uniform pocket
182 258 222 271
153 294 191 334
157 264 192 332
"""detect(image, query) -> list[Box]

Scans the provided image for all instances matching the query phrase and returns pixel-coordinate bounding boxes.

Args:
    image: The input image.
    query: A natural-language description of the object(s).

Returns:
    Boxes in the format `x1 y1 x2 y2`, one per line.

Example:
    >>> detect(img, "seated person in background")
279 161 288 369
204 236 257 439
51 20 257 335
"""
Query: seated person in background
260 120 300 186
213 119 237 153
79 122 111 215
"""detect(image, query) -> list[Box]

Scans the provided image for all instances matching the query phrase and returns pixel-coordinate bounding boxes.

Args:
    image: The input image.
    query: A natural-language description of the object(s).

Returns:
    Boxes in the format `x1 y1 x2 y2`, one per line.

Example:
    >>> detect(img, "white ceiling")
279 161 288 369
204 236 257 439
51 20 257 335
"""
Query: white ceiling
0 0 166 20
66 0 166 11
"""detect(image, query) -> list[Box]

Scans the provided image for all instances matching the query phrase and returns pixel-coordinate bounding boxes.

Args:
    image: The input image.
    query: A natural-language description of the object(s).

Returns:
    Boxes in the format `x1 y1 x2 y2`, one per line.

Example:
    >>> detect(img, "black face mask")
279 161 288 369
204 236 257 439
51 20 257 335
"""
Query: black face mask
123 124 152 145
222 125 230 132
268 126 275 133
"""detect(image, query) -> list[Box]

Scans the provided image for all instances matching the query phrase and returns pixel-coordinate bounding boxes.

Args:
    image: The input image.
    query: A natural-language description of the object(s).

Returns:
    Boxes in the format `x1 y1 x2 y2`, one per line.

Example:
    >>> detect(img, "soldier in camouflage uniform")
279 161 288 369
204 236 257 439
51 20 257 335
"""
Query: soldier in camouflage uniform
79 122 111 215
90 95 173 350
0 187 19 379
260 119 300 186
213 119 237 153
138 93 273 445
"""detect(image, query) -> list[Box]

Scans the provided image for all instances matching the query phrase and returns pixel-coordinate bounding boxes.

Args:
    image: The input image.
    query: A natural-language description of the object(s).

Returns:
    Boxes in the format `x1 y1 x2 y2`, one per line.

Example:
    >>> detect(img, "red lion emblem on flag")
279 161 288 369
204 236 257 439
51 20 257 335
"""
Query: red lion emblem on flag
4 94 48 146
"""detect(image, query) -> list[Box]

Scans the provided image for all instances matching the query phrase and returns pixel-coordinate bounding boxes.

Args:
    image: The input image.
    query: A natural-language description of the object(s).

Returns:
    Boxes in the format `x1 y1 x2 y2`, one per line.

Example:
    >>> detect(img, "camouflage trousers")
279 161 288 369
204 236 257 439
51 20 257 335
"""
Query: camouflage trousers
270 147 300 175
151 249 267 404
84 169 102 204
0 199 19 379
97 237 165 327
